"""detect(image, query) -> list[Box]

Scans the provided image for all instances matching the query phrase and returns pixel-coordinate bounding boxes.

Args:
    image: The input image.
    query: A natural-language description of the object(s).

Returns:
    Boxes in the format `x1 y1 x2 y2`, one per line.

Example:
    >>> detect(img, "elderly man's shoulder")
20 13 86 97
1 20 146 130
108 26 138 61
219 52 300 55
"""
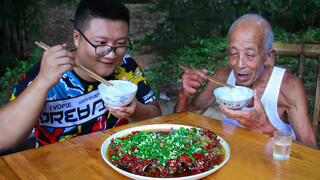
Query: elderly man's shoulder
282 71 304 89
280 71 306 98
213 66 232 80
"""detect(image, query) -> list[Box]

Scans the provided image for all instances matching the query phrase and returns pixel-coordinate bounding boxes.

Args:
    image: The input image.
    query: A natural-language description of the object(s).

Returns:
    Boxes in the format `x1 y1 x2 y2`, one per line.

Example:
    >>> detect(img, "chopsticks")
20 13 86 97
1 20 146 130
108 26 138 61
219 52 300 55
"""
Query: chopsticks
179 64 235 89
35 41 113 86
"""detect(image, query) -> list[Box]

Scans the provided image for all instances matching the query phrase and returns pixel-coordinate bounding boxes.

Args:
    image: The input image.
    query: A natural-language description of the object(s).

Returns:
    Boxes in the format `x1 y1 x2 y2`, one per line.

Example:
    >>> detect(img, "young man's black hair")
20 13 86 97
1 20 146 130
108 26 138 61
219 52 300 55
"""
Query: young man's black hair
74 0 130 31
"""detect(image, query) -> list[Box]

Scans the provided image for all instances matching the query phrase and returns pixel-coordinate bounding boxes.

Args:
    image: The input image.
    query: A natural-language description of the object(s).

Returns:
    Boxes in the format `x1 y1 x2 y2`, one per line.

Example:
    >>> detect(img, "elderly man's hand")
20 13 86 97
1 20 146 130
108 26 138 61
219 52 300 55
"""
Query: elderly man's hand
220 90 277 135
180 68 208 98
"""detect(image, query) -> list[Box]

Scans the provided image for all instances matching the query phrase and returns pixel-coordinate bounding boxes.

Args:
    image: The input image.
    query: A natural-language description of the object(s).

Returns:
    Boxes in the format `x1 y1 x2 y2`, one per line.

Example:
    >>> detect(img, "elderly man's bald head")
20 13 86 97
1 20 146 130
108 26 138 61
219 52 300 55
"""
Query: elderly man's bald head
228 14 273 55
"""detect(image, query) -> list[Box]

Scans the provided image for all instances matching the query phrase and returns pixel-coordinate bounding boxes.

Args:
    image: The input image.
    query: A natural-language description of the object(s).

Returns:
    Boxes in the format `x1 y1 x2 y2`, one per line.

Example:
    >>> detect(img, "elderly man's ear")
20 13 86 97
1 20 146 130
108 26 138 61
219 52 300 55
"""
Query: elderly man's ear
264 49 276 66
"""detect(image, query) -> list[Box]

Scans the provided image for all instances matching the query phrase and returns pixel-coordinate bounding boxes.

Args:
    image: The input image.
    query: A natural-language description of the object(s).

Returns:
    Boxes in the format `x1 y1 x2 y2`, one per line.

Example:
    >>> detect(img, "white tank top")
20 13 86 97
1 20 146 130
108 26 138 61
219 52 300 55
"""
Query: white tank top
222 67 296 140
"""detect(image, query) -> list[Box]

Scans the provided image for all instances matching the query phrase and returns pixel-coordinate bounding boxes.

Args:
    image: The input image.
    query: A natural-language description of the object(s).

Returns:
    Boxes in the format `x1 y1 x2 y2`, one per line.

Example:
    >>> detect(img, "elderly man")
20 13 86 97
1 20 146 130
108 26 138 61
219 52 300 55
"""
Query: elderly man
174 14 317 149
0 0 161 151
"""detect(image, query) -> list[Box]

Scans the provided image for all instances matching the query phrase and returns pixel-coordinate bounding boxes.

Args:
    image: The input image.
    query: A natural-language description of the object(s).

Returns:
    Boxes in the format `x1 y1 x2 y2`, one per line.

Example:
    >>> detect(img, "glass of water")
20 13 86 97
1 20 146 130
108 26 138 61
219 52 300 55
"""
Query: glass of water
273 130 293 160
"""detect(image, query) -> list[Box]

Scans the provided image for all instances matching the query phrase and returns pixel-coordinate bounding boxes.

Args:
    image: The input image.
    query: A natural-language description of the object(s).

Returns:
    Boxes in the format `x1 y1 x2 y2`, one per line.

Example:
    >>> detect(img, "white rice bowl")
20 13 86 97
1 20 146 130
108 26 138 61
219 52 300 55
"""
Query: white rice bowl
213 86 253 110
98 80 138 109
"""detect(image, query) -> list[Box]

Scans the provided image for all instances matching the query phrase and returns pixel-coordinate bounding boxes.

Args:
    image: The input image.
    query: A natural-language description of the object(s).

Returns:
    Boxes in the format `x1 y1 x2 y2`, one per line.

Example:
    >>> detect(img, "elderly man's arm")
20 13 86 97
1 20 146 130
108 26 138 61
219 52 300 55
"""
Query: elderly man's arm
174 67 231 114
280 73 318 149
174 68 209 113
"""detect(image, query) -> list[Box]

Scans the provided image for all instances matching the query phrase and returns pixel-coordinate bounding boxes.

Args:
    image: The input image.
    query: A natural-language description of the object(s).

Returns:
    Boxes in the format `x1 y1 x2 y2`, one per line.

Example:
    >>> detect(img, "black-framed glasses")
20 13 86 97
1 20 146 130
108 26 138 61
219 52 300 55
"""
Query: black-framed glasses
77 30 132 56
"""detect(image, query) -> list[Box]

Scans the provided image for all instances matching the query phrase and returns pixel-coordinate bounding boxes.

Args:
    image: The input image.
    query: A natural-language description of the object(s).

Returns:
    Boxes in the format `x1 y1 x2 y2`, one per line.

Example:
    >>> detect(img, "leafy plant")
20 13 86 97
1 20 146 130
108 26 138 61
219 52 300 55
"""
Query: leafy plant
0 0 77 76
150 0 235 57
232 0 320 30
274 27 320 43
148 0 320 61
0 48 41 108
0 0 44 74
46 0 77 6
144 36 228 99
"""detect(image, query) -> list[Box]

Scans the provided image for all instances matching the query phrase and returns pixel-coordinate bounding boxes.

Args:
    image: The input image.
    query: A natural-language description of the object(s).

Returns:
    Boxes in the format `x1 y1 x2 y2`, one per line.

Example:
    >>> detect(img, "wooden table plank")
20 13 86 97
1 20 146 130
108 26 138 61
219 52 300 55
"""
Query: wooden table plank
1 111 319 179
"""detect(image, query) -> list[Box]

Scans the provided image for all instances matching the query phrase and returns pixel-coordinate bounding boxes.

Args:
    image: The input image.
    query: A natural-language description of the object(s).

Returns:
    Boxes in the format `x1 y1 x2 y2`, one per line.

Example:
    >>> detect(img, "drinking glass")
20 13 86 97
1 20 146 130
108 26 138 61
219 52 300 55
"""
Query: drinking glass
273 130 293 160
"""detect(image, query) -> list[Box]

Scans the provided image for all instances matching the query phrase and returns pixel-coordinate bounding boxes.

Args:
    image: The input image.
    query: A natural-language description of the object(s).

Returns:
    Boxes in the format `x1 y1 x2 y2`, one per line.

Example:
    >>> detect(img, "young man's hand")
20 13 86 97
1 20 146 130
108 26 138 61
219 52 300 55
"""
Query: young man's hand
38 44 75 89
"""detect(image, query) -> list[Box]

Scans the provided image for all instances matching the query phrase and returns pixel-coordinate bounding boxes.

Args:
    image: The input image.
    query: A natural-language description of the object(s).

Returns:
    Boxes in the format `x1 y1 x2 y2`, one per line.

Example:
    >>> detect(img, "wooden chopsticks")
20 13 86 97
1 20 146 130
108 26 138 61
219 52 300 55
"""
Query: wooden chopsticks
35 41 113 86
179 64 235 89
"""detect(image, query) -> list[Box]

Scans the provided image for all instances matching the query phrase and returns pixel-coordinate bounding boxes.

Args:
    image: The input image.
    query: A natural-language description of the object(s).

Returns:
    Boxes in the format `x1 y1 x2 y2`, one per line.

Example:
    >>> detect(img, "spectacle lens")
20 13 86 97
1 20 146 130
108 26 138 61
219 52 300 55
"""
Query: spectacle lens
96 46 130 56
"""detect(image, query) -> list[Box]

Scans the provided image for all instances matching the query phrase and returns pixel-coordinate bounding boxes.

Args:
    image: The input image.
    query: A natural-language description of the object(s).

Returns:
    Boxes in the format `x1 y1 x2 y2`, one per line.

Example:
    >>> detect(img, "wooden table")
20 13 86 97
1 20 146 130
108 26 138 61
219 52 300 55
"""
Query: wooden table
1 111 319 179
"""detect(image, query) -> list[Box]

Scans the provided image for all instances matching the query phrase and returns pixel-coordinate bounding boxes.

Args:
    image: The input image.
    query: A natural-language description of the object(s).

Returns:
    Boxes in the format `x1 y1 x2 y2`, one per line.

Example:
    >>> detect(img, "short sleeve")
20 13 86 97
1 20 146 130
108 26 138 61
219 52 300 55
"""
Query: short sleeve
113 56 156 104
10 63 40 101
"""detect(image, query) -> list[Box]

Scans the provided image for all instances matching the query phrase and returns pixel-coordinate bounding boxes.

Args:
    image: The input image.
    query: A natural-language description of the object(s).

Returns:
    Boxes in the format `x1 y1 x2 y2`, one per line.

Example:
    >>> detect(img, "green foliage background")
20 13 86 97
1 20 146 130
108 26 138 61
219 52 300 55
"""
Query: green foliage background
149 0 319 57
0 0 77 75
0 0 76 106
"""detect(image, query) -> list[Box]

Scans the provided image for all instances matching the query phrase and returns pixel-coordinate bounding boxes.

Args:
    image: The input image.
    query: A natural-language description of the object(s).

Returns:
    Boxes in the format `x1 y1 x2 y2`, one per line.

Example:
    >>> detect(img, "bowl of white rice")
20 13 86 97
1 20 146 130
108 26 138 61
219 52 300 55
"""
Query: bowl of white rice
98 80 138 109
213 86 253 110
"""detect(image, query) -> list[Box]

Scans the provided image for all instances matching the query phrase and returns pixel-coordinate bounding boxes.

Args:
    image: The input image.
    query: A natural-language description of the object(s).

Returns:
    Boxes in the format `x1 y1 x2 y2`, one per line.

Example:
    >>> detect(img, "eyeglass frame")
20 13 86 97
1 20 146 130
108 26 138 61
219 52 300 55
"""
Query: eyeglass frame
77 29 132 56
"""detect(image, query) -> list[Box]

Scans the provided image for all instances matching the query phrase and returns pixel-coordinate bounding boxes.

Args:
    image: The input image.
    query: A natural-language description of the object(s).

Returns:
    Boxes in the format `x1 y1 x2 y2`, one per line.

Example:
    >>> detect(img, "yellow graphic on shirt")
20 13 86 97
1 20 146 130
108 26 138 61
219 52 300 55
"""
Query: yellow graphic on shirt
78 125 82 134
59 134 77 141
88 85 93 92
107 111 111 119
114 66 147 85
10 93 16 101
59 125 82 142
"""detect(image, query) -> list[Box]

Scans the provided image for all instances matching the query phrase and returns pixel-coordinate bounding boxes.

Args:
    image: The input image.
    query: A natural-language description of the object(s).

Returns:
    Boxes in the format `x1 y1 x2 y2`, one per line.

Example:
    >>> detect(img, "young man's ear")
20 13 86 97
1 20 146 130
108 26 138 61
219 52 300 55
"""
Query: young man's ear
264 48 276 66
73 29 80 48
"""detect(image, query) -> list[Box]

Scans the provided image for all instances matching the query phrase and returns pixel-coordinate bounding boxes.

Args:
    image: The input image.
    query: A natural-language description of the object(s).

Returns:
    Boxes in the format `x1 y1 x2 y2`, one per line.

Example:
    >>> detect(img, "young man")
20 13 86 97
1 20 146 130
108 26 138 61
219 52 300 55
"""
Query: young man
174 14 317 149
0 0 161 150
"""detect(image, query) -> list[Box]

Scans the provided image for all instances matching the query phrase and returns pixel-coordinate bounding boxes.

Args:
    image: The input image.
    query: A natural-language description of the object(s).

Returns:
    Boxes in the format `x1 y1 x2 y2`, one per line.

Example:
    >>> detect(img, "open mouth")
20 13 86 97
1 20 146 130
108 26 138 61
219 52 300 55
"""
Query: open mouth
237 73 249 81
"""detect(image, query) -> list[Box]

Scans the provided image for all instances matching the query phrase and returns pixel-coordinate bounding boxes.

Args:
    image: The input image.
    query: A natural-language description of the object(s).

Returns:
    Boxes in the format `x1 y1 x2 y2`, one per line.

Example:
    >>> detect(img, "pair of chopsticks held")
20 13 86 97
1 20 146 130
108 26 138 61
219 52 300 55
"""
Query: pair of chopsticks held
179 64 234 89
35 41 113 86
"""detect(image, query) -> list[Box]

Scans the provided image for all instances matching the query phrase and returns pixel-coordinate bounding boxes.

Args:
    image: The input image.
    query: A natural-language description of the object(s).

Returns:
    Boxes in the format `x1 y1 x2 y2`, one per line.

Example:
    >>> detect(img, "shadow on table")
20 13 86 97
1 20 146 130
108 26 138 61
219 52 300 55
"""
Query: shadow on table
0 134 35 156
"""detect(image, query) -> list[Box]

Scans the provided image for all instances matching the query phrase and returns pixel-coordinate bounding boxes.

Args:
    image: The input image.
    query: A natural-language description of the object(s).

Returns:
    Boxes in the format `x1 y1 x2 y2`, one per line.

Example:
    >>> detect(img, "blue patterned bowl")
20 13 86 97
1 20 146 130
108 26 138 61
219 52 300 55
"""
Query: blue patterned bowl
98 80 137 109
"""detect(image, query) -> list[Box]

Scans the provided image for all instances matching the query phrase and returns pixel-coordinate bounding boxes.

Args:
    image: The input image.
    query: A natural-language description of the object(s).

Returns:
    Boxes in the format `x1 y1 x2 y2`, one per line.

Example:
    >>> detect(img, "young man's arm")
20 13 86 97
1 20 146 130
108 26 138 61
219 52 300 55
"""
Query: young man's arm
0 44 74 150
127 100 161 123
105 95 162 123
0 77 50 150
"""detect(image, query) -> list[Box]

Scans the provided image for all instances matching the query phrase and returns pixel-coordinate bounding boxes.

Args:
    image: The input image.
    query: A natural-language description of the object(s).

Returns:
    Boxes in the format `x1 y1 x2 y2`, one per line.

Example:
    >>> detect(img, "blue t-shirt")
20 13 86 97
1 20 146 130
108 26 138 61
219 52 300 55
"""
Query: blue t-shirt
11 55 156 147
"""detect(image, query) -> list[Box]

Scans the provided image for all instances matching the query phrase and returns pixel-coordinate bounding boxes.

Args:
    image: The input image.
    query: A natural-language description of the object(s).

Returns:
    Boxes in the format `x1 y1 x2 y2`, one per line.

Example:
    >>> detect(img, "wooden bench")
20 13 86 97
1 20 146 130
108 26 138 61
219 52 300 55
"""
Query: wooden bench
272 43 320 134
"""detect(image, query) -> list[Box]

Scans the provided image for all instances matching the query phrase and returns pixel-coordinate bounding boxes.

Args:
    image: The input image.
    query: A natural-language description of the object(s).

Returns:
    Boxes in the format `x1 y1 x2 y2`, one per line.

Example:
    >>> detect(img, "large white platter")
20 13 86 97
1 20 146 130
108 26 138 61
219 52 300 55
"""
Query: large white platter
101 124 230 180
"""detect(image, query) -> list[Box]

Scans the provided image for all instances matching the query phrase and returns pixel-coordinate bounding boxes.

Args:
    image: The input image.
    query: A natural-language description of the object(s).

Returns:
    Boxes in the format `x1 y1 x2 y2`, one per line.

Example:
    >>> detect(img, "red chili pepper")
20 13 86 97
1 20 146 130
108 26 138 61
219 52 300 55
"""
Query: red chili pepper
152 159 158 164
130 146 138 152
121 136 130 140
193 153 201 159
